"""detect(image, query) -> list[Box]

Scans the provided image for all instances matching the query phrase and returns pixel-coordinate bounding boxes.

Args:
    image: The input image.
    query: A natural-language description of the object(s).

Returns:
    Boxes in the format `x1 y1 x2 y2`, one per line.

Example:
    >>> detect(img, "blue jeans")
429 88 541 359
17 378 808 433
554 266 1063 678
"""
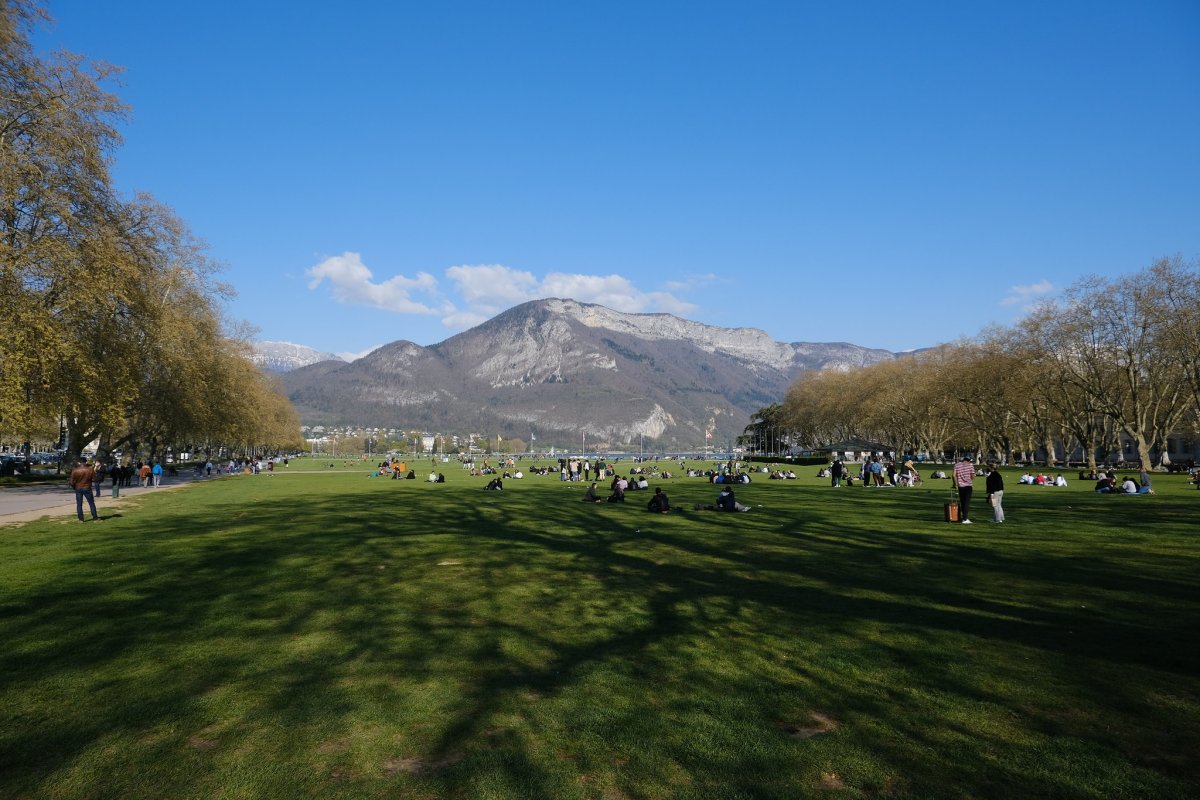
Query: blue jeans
75 488 98 521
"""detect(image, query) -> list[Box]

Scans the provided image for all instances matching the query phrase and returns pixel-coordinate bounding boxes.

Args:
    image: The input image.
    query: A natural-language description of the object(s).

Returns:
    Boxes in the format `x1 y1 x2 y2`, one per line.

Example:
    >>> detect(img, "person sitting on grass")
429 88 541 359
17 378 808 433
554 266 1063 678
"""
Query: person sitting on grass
646 487 670 513
484 477 503 491
583 482 602 502
696 486 751 512
1121 476 1139 494
717 487 751 511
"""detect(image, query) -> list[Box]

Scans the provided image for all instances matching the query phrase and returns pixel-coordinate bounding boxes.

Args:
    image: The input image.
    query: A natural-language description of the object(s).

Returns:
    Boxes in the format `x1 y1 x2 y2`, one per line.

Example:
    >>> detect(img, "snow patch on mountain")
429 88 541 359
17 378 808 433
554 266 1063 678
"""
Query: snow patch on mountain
251 341 346 373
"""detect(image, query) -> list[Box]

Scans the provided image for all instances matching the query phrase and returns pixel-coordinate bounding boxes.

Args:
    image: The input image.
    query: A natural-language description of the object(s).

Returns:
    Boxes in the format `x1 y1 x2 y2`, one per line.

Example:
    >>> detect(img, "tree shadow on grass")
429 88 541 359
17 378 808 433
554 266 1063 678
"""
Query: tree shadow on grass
1 478 1197 798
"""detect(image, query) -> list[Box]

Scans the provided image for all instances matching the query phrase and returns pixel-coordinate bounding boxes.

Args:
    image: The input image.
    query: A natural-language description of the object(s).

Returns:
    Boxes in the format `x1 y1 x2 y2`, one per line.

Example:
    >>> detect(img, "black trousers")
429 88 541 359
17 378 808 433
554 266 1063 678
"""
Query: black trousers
957 485 973 521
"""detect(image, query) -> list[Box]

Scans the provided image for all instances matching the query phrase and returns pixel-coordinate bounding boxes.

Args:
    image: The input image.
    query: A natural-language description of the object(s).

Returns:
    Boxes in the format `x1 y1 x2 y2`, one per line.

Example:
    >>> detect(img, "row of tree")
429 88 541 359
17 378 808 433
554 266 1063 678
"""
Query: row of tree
0 1 303 464
763 257 1200 470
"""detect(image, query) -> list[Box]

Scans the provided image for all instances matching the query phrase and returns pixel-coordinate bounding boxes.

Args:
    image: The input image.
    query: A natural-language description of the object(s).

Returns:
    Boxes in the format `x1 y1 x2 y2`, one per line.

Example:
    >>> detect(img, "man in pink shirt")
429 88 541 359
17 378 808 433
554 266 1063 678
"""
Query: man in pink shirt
953 457 976 524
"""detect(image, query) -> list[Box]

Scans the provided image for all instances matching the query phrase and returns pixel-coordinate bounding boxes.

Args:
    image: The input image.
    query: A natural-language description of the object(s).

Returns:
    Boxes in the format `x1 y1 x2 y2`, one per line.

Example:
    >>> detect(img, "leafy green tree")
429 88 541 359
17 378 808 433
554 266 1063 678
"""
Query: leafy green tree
1 0 128 437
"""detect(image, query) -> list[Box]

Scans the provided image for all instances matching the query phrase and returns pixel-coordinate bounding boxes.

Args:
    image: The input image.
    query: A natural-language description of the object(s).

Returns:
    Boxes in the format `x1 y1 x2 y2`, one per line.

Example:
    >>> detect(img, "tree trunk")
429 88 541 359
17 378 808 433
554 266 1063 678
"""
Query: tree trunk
1043 437 1057 467
1136 435 1153 472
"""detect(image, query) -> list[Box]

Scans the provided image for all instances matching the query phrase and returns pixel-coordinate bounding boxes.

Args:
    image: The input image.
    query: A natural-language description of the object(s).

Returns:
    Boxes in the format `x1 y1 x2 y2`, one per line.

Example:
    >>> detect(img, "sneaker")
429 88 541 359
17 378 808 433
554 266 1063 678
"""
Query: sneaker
962 519 972 524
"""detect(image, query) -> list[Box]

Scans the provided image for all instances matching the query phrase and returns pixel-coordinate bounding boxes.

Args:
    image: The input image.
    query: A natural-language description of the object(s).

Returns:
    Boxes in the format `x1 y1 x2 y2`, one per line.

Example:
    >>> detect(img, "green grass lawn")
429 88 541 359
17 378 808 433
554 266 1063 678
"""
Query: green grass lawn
2 464 1197 799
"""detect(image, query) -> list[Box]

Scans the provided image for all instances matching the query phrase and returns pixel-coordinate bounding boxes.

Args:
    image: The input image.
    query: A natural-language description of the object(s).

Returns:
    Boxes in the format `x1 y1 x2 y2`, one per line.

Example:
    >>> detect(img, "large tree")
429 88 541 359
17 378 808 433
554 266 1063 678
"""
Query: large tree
1 0 128 436
1 2 302 462
1151 255 1200 433
1043 266 1192 470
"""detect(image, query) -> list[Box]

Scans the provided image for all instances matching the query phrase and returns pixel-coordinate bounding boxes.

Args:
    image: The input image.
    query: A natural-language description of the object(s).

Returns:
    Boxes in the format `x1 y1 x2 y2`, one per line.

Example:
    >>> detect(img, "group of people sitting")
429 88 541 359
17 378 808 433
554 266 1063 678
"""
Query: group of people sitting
573 473 753 514
371 464 417 480
582 484 671 512
580 473 655 504
1018 472 1069 486
1094 469 1152 494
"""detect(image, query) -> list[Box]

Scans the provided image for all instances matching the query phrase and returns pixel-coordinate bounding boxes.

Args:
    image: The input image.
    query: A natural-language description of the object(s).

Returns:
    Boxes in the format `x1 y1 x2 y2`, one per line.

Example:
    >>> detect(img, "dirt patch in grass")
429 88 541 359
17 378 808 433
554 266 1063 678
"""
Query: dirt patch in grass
383 757 425 776
188 735 219 751
778 711 839 739
316 737 348 754
383 749 463 776
329 766 358 783
819 771 846 790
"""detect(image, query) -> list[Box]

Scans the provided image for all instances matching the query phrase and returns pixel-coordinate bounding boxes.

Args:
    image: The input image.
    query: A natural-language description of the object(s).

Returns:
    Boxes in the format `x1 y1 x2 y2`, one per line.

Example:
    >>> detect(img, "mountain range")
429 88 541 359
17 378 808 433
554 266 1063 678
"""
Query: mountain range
274 298 902 449
250 341 345 373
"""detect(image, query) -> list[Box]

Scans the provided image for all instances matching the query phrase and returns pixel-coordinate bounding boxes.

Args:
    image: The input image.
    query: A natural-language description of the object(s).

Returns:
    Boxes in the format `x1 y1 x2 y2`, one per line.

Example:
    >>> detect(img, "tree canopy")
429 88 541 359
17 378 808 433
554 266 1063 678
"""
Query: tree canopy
774 257 1200 470
0 1 302 461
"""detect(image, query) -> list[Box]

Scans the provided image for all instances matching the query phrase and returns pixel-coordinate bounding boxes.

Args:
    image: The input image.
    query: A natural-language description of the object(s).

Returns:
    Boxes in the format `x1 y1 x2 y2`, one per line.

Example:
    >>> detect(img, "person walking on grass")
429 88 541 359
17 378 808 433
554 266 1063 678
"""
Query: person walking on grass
954 456 976 524
986 463 1005 523
69 459 101 522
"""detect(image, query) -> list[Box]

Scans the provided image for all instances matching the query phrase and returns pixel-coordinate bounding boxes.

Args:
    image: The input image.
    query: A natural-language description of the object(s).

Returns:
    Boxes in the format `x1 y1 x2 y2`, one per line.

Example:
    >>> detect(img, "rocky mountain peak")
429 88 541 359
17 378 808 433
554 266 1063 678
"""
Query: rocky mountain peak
278 298 902 448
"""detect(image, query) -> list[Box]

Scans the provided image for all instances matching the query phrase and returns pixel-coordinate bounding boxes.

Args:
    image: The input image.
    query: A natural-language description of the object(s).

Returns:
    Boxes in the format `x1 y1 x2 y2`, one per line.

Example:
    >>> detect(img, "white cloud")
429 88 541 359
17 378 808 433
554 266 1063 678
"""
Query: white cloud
539 272 644 311
309 255 697 334
664 273 719 292
446 264 538 309
643 291 695 316
336 345 384 362
306 252 441 314
1001 279 1055 307
440 309 491 330
441 265 694 329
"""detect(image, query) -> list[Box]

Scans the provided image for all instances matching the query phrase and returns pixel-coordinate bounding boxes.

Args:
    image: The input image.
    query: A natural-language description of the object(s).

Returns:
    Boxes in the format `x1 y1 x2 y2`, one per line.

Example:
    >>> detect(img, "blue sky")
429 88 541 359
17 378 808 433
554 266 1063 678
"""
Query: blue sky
33 0 1200 359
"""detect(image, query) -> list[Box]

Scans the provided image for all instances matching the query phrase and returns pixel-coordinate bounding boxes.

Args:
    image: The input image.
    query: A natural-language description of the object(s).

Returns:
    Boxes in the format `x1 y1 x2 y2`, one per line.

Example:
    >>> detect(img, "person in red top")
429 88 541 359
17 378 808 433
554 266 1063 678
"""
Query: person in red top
953 457 976 524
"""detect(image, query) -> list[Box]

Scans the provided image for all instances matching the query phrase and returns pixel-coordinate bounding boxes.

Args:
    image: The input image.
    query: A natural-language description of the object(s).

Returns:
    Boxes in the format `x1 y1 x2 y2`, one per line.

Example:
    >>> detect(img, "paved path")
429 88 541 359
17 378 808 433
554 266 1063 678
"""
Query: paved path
0 473 212 525
0 469 377 525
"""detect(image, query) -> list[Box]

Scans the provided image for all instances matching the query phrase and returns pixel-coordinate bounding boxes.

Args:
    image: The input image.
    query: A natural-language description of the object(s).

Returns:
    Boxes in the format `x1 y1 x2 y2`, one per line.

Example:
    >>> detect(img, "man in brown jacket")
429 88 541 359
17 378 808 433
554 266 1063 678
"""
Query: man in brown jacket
69 460 100 522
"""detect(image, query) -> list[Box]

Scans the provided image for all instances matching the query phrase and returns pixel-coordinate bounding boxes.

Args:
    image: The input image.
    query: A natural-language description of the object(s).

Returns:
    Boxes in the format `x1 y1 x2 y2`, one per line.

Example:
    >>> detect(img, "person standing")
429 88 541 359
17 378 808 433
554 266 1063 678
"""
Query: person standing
986 463 1005 523
92 460 107 497
831 458 844 487
151 461 163 487
954 456 976 524
69 459 100 522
